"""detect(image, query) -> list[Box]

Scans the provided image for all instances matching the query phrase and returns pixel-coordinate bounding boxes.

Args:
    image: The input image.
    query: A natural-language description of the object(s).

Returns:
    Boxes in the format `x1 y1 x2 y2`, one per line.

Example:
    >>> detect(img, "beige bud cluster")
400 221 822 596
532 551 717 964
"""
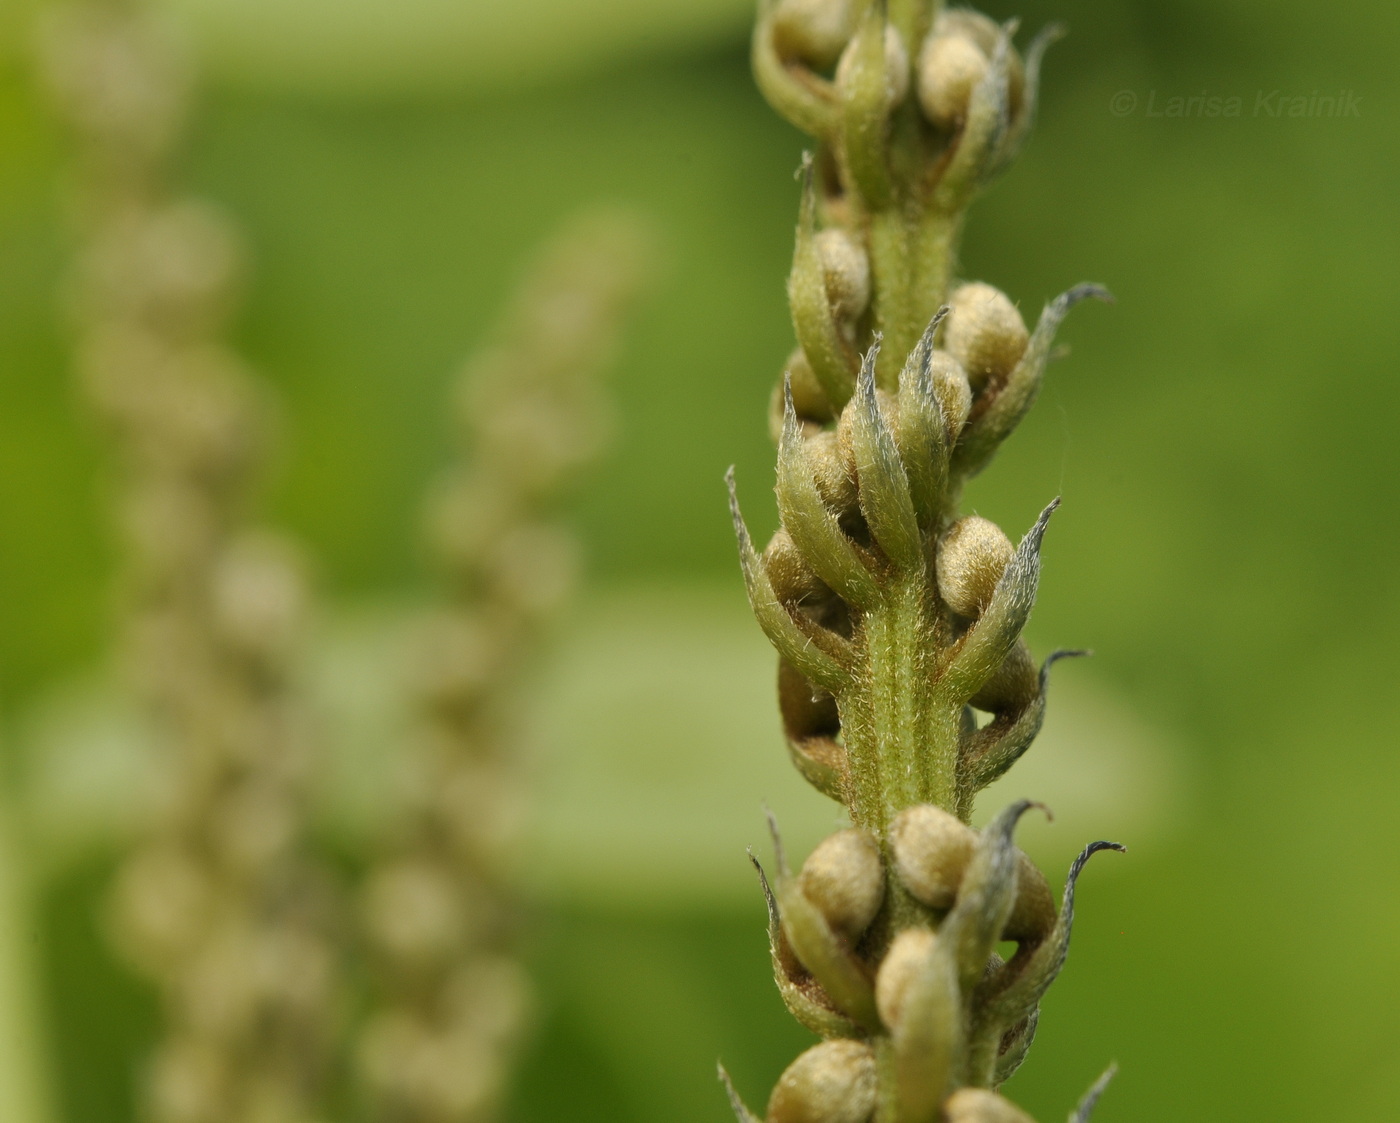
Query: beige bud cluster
735 2 1119 1120
357 213 650 1123
39 6 341 1122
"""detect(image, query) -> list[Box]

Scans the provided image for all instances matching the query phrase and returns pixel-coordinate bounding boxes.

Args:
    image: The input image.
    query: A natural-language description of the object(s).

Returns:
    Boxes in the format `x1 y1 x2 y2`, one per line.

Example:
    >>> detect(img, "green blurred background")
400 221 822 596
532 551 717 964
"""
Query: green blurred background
2 0 1399 1120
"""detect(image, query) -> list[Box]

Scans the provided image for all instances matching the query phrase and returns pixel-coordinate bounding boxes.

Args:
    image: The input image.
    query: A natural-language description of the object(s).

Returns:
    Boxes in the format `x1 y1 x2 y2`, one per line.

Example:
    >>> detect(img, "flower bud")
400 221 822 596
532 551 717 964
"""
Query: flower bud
890 804 976 909
806 430 859 518
798 829 885 941
944 283 1029 392
943 1088 1038 1123
785 348 836 425
770 0 858 71
836 25 910 110
767 1040 877 1123
936 516 1013 618
763 528 828 604
926 349 972 438
916 33 988 129
361 859 468 966
874 926 936 1032
814 228 871 323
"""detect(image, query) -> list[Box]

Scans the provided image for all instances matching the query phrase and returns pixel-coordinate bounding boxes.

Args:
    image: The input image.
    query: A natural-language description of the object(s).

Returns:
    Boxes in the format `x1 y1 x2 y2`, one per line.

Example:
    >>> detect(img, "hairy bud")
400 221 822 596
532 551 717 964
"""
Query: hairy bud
763 528 828 604
944 1087 1038 1123
945 283 1029 392
767 1040 878 1123
836 25 911 111
890 804 976 909
798 829 885 941
806 430 859 518
814 228 871 324
874 926 936 1032
771 0 859 71
936 516 1014 618
917 33 988 129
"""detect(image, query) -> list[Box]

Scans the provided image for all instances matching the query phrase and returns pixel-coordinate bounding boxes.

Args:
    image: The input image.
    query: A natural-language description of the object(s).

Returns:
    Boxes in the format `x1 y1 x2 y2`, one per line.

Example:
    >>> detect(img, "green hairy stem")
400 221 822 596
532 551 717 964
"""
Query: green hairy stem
727 2 1121 1121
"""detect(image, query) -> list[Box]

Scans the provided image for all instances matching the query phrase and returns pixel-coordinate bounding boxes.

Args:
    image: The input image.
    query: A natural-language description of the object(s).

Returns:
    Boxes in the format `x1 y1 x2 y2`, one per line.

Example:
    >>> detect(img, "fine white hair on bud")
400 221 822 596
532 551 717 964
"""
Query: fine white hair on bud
936 515 1014 618
873 926 936 1033
917 32 989 129
836 24 911 111
798 829 885 941
767 1040 878 1123
770 0 859 71
814 228 872 323
889 804 977 909
943 1087 1039 1123
944 282 1030 391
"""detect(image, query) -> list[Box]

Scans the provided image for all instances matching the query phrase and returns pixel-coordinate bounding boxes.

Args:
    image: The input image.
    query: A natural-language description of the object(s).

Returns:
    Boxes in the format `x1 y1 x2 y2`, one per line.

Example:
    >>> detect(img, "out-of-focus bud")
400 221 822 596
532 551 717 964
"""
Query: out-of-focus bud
836 25 911 111
943 1087 1038 1123
763 529 828 604
110 844 212 968
210 533 306 664
208 781 297 874
361 860 468 967
798 829 884 941
1004 852 1055 945
889 804 976 909
767 1040 878 1123
935 9 1025 108
916 33 988 129
814 228 871 324
944 283 1029 392
147 1036 229 1123
771 0 859 71
442 954 532 1049
411 610 500 711
874 926 935 1032
936 516 1013 618
483 521 578 619
76 201 242 336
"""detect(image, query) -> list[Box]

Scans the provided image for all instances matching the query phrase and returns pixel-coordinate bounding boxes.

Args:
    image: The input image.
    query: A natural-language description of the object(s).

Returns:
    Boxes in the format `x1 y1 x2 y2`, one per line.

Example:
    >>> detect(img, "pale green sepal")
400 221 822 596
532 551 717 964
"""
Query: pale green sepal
991 1006 1038 1087
932 22 1017 214
1069 1063 1118 1123
892 937 963 1123
751 853 862 1038
728 468 853 695
938 501 1058 702
896 311 952 530
776 390 882 610
955 285 1113 479
778 878 881 1031
718 1061 764 1123
960 650 1088 796
789 158 859 408
978 841 1125 1030
838 0 895 208
990 22 1066 179
940 800 1039 997
752 4 838 138
850 339 922 573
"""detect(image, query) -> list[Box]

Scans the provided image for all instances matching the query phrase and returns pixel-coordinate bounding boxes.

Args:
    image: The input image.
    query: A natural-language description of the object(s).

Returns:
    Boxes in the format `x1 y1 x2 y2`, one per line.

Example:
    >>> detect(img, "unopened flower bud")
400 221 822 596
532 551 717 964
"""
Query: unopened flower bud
361 860 468 966
943 1087 1038 1123
936 516 1013 618
836 26 910 110
926 349 972 437
874 926 936 1032
814 228 870 323
786 348 835 425
798 829 884 941
890 804 976 909
770 0 858 71
917 33 988 129
764 529 828 603
767 1040 877 1123
944 282 1029 392
836 385 899 482
806 430 859 517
